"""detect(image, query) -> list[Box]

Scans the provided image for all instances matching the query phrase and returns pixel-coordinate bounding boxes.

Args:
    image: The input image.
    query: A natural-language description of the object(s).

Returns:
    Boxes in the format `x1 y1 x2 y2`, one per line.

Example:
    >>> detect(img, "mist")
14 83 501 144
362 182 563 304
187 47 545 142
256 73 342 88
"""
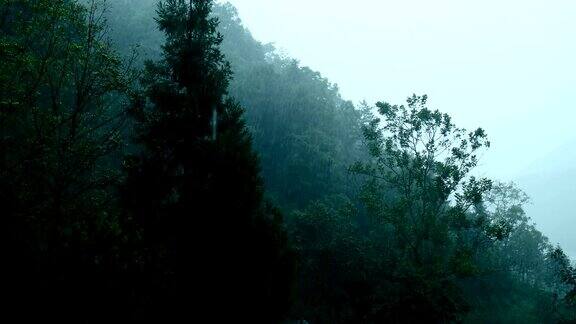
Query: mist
227 0 576 256
2 0 576 322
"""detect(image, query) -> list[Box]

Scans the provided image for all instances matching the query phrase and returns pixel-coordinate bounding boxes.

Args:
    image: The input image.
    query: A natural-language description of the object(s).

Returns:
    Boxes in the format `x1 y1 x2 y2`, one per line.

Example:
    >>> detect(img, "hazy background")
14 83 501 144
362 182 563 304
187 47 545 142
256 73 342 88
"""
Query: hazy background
224 0 576 255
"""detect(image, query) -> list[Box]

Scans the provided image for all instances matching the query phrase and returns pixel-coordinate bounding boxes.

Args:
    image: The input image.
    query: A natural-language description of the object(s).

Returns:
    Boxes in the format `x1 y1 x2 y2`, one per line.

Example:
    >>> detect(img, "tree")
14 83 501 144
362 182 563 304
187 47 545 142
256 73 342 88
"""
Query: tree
348 94 492 322
289 197 375 323
106 1 368 210
352 95 491 261
459 182 553 322
120 1 295 321
549 247 576 322
288 95 493 323
0 0 132 321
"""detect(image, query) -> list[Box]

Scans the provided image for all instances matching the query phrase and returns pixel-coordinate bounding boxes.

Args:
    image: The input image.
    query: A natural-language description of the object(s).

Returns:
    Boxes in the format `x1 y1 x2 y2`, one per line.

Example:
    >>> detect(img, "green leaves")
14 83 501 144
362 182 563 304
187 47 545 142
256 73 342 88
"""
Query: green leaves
345 95 497 320
456 177 493 211
355 94 491 210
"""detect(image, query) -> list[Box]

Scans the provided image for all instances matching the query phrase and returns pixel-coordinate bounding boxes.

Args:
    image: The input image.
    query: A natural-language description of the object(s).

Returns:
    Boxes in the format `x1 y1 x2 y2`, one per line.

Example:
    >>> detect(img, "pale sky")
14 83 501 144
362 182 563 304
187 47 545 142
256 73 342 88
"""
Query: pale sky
224 0 576 253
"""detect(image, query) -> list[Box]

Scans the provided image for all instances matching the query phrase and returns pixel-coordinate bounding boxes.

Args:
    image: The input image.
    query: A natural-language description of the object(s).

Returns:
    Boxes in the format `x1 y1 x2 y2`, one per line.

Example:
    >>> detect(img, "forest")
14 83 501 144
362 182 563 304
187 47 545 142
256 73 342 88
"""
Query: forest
1 0 575 323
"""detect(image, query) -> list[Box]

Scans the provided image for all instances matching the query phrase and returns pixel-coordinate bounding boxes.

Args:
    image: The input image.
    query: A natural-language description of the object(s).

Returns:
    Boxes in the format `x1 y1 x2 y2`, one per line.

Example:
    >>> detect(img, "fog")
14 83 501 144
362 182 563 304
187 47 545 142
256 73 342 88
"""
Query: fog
227 0 576 255
5 1 576 321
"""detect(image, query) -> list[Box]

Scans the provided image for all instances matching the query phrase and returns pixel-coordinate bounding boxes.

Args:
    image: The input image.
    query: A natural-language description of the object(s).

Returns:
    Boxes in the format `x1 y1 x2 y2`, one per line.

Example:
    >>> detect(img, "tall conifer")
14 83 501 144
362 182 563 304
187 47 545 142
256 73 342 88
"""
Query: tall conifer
121 1 295 321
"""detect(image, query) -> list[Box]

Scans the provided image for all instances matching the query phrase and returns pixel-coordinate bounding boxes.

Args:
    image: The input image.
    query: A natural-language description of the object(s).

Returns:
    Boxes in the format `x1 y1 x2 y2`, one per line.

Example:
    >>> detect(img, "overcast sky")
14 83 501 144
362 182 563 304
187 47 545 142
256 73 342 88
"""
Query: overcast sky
223 0 576 252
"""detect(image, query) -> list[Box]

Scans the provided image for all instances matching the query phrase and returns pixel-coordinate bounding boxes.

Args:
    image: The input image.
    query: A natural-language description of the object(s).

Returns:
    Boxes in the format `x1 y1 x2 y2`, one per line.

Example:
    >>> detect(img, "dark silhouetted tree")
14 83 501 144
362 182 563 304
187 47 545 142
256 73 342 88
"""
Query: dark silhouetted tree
0 0 133 322
120 0 295 321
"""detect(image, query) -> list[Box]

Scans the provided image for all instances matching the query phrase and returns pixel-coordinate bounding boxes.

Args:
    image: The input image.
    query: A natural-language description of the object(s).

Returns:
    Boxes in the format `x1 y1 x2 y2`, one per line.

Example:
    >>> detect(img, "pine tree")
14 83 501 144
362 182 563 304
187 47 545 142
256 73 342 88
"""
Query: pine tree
121 0 295 321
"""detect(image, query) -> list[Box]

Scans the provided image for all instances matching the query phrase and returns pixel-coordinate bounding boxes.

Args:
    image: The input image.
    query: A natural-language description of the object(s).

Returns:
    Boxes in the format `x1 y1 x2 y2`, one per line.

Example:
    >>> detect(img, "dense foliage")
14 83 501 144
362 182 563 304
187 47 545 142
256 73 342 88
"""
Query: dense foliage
1 0 575 323
107 0 367 209
120 0 294 321
1 0 132 320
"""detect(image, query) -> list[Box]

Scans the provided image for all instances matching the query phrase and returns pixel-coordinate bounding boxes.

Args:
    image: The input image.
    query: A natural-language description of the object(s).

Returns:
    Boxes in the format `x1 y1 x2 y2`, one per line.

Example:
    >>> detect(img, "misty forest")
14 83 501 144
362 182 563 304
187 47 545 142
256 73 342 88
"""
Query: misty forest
2 0 576 323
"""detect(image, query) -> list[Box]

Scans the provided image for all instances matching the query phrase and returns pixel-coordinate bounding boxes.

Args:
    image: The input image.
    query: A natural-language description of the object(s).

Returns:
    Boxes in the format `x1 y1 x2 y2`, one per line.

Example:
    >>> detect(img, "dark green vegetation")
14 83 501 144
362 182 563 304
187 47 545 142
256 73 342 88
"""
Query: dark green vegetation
1 0 575 323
